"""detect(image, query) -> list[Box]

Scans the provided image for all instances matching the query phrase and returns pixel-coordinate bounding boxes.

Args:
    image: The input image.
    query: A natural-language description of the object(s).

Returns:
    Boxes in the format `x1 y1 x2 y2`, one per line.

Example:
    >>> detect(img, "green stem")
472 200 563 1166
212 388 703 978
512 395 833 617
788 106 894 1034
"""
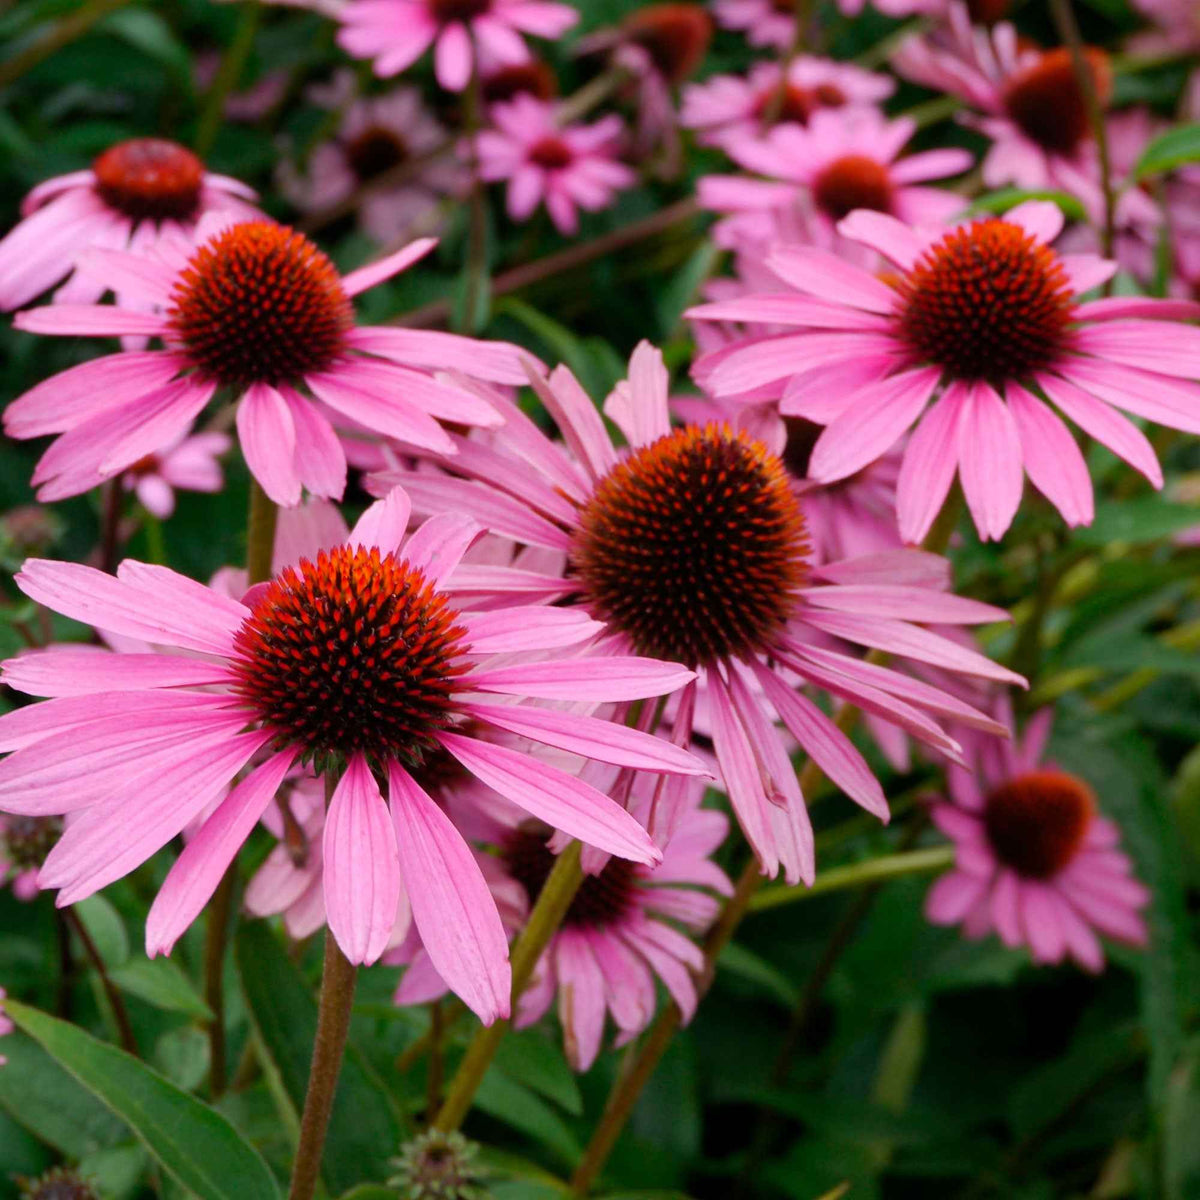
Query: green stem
0 0 132 89
287 930 359 1200
65 908 139 1057
143 513 167 566
459 58 490 334
433 840 585 1132
246 477 279 586
426 1000 445 1120
195 0 262 158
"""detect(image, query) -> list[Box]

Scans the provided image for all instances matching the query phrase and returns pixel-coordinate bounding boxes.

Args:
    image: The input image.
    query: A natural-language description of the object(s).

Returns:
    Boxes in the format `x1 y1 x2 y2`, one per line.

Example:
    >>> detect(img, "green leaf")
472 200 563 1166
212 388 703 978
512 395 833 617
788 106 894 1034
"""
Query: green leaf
0 1031 127 1158
493 1027 583 1116
99 7 192 85
716 942 799 1007
235 921 403 1193
76 1144 149 1200
654 240 722 336
76 893 130 967
474 1069 581 1166
1163 1043 1200 1200
1134 124 1200 179
966 189 1088 222
1072 497 1200 546
3 1001 280 1200
153 1027 211 1092
109 956 213 1020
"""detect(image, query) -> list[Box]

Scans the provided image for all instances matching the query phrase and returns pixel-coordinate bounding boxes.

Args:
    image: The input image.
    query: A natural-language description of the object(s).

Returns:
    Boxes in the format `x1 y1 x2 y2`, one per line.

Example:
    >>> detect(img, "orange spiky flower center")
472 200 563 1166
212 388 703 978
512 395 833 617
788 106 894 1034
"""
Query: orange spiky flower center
572 423 809 667
813 153 894 222
983 769 1094 879
231 545 468 771
345 125 409 181
167 221 353 389
506 829 640 927
895 218 1076 382
1001 47 1111 157
92 138 205 221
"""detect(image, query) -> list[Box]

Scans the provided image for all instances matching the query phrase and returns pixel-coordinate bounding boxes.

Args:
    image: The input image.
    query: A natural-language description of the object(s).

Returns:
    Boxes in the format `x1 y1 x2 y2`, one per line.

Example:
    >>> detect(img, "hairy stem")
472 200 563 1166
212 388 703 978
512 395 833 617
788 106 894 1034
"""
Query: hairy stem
287 930 359 1200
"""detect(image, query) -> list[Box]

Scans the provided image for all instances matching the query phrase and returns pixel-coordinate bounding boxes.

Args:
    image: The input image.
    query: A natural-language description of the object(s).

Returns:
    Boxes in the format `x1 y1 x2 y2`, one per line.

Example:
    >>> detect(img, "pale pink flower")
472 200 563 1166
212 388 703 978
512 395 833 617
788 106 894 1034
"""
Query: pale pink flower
698 108 972 259
0 138 261 312
8 221 528 507
681 58 894 149
711 0 943 52
689 201 1200 542
476 96 636 235
369 343 1022 885
0 489 708 1022
119 432 231 519
279 83 463 244
392 775 732 1070
927 706 1149 971
1128 0 1200 56
335 0 578 92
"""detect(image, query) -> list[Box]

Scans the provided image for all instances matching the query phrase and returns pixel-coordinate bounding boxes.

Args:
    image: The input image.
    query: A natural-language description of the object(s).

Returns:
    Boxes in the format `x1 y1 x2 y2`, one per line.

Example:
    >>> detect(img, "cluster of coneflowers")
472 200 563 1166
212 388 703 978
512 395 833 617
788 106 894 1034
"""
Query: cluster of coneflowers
1 0 1194 1190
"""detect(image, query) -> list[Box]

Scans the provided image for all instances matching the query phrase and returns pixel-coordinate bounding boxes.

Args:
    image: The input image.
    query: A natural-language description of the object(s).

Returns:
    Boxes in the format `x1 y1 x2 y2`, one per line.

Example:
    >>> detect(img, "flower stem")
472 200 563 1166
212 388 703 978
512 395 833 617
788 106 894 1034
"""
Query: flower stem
0 0 132 89
287 929 359 1200
65 908 138 1057
246 476 279 586
426 1000 445 1120
195 0 262 158
99 480 124 575
433 839 585 1132
1049 0 1116 268
458 59 490 335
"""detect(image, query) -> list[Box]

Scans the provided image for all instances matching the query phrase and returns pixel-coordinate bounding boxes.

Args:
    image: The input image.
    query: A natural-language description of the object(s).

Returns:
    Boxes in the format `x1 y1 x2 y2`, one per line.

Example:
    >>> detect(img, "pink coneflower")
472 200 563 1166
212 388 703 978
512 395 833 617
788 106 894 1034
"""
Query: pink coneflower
894 7 1118 206
689 201 1200 542
1 815 59 901
682 58 894 149
480 56 558 106
369 343 1022 884
335 0 577 92
698 108 971 259
711 0 947 51
926 707 1149 971
393 775 731 1069
0 489 709 1021
8 221 527 506
0 139 261 313
476 97 636 235
280 85 462 244
1128 0 1200 56
120 432 231 520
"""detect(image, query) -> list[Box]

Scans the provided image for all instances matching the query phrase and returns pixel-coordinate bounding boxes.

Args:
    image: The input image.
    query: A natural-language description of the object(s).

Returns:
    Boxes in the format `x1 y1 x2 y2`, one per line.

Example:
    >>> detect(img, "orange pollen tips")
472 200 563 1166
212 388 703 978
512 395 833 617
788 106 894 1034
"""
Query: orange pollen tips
231 545 468 770
623 4 713 85
345 126 408 181
896 218 1076 381
167 222 352 389
506 830 639 928
813 154 893 221
529 136 574 170
572 423 809 668
983 769 1094 880
1001 47 1111 156
92 138 204 221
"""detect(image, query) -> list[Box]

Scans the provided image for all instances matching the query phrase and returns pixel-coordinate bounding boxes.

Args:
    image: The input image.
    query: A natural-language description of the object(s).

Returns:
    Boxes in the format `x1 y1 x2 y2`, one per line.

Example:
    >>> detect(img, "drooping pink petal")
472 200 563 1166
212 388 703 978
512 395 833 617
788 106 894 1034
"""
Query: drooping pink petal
279 388 347 501
341 238 437 297
401 513 483 587
896 382 966 544
1006 383 1093 527
348 487 411 556
555 930 607 1070
2 647 230 697
349 326 528 385
767 246 898 314
956 381 1024 541
459 607 604 654
466 657 695 702
237 383 301 507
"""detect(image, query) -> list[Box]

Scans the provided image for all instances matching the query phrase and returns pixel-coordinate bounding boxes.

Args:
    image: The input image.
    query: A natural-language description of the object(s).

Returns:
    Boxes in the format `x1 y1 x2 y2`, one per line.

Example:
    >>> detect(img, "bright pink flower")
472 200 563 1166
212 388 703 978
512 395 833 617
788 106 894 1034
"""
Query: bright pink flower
369 343 1023 884
0 489 709 1021
476 96 636 235
279 80 463 243
120 432 231 519
689 201 1200 542
335 0 577 92
681 58 894 149
0 139 261 313
392 775 732 1070
698 108 972 259
8 221 527 507
926 707 1149 971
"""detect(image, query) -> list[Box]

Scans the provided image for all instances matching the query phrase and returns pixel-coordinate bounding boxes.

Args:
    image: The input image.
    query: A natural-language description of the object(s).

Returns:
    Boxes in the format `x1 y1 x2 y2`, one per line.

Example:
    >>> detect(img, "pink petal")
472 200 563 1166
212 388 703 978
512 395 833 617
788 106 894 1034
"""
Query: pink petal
350 326 528 385
348 486 411 556
280 389 348 501
896 382 966 544
341 237 437 296
555 931 606 1070
237 383 301 507
460 607 604 654
466 657 695 702
434 22 472 90
306 370 455 454
388 762 511 1024
837 210 923 270
13 304 168 337
2 647 230 697
925 871 987 924
401 513 483 587
957 381 1024 541
323 754 402 966
767 246 898 314
802 585 1007 625
1071 320 1200 380
1006 383 1093 526
523 360 617 482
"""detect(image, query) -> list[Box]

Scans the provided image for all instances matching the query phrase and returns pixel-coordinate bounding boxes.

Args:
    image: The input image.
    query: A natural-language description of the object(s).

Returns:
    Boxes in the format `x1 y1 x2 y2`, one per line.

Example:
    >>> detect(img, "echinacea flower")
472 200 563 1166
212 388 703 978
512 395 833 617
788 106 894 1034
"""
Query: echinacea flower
689 201 1200 542
681 58 894 149
369 343 1022 884
120 432 231 519
335 0 577 92
1128 0 1200 56
476 97 636 235
393 775 732 1070
481 56 558 106
279 83 463 243
926 706 1149 971
8 221 527 506
0 489 709 1021
698 108 972 258
0 138 260 312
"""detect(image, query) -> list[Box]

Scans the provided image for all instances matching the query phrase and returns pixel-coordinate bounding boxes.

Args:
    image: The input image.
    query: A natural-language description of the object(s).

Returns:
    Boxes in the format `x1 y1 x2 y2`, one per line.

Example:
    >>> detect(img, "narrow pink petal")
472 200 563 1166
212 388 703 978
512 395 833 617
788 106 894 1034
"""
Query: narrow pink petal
341 237 436 296
1057 358 1200 437
837 209 923 270
445 564 574 603
13 304 167 337
146 750 295 956
334 359 503 428
466 657 695 702
687 294 887 330
434 22 472 90
349 326 528 385
459 607 604 654
75 246 175 302
523 360 617 482
2 647 231 697
16 559 245 656
555 931 606 1070
323 754 401 966
957 381 1024 541
587 931 654 1033
707 332 896 396
388 762 511 1024
1004 200 1063 244
1059 254 1117 295
462 702 710 776
237 383 301 507
607 341 671 448
401 513 483 587
1006 382 1093 526
812 550 950 590
622 925 698 1022
436 732 661 864
802 585 1008 625
394 951 451 1007
925 871 988 924
305 371 455 453
348 486 411 556
1071 320 1200 380
1020 882 1067 963
766 246 898 314
1047 888 1104 972
280 388 348 501
896 382 966 544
